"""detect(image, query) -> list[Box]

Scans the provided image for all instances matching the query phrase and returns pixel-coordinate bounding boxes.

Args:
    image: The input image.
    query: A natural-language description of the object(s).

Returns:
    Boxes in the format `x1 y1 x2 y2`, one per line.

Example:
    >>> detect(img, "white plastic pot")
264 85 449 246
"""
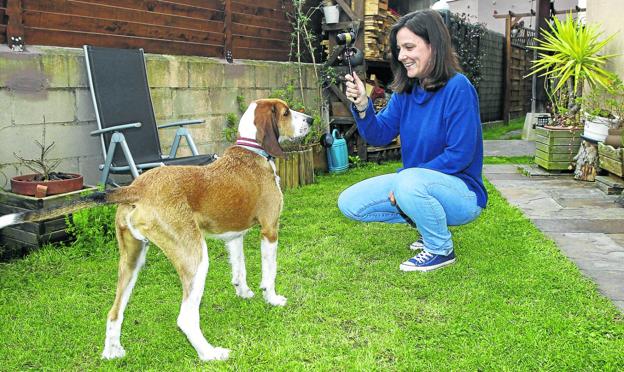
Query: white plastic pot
583 114 620 142
323 5 340 24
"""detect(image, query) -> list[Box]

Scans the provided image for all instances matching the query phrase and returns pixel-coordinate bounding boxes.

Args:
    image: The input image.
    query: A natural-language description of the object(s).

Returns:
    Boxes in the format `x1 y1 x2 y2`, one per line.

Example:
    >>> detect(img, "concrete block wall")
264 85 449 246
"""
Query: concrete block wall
0 46 319 189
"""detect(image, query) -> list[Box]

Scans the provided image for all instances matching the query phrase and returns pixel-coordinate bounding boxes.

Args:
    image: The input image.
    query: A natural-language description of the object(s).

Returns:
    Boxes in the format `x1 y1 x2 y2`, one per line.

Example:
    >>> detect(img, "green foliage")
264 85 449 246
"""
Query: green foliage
348 155 363 168
223 112 239 143
527 13 618 112
65 204 117 257
581 78 624 123
1 162 623 370
448 13 487 89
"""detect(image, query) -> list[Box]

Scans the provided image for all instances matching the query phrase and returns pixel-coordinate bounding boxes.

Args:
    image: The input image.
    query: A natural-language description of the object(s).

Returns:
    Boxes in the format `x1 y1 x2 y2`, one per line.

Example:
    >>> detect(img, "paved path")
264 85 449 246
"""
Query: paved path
483 140 624 312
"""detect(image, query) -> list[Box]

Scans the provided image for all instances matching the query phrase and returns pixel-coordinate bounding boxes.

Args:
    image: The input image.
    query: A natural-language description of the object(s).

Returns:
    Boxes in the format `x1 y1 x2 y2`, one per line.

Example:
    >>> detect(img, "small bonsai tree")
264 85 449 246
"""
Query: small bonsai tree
13 124 63 181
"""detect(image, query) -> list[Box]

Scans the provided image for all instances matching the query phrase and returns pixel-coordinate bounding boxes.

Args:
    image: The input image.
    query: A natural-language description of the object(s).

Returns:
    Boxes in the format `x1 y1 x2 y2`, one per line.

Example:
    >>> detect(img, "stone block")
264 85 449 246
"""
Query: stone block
146 55 189 88
67 51 89 88
189 59 224 88
40 53 69 88
75 88 96 123
77 154 104 186
207 88 240 115
0 89 12 125
224 62 255 89
0 52 41 89
172 89 211 117
151 88 174 120
13 90 76 125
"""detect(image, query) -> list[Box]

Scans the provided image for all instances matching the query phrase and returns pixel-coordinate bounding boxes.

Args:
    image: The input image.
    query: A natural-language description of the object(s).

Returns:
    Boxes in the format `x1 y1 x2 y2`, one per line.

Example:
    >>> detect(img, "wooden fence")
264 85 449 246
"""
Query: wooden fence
0 0 295 61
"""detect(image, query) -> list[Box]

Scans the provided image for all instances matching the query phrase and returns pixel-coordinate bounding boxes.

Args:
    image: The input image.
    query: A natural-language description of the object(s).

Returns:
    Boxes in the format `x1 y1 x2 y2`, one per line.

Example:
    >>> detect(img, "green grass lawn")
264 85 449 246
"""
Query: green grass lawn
483 116 526 140
1 162 622 370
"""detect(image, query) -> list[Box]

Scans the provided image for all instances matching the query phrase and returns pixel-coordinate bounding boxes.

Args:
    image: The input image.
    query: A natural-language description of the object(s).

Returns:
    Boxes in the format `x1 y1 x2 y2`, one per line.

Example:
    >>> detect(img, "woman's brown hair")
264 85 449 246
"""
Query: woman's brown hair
389 9 461 93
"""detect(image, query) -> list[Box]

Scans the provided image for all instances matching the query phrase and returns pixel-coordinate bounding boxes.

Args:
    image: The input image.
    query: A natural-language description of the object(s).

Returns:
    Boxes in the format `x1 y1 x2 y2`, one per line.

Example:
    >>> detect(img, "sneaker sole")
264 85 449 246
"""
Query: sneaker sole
399 258 456 272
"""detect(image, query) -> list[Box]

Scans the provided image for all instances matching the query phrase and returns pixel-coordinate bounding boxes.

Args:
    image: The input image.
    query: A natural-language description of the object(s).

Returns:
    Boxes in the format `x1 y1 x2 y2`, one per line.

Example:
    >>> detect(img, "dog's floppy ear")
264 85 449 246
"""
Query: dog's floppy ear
255 101 287 158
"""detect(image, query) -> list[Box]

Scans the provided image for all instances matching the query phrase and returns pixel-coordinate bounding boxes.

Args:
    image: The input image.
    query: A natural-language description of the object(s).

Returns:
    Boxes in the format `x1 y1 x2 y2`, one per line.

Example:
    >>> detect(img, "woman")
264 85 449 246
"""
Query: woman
338 9 487 272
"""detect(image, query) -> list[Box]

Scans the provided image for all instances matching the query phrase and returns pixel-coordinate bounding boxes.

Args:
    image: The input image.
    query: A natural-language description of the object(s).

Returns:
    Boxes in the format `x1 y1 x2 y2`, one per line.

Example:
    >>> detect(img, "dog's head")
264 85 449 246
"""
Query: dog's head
238 99 311 158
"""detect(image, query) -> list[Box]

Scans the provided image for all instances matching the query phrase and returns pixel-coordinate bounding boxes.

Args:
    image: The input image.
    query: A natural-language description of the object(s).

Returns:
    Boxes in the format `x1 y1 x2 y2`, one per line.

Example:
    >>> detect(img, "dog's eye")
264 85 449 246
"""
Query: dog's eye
283 110 289 117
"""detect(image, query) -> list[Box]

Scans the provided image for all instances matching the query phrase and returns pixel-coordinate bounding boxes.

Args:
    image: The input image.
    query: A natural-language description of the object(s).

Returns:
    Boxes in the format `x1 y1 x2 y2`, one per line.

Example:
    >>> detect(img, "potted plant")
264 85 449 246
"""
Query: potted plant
10 126 83 197
321 0 340 24
527 13 618 173
0 127 95 260
581 79 624 142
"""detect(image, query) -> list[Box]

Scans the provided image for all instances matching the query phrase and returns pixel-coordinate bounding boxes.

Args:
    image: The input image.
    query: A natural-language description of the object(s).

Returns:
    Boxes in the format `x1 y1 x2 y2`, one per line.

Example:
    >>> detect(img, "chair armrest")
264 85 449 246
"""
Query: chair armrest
90 122 142 136
158 119 205 129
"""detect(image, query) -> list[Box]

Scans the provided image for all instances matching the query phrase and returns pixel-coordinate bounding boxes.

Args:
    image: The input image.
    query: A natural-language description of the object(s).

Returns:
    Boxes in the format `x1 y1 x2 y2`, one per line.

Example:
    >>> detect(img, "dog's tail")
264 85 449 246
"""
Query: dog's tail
0 186 140 229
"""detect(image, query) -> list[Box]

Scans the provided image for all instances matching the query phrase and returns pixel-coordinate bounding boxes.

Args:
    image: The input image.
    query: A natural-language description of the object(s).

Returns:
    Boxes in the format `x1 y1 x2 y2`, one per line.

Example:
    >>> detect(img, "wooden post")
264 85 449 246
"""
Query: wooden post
223 0 233 62
534 0 551 113
503 14 512 124
6 0 24 51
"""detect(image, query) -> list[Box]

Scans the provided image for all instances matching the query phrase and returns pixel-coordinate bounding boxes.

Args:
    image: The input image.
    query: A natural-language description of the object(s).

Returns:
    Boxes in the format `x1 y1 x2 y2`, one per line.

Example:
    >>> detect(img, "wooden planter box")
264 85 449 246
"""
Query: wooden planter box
273 147 316 189
598 142 624 177
0 186 97 261
534 127 582 171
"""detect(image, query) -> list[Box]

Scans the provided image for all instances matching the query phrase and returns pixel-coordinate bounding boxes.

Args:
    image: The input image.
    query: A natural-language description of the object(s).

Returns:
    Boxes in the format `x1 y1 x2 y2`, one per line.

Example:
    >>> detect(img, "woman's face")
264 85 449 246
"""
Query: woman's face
396 27 432 79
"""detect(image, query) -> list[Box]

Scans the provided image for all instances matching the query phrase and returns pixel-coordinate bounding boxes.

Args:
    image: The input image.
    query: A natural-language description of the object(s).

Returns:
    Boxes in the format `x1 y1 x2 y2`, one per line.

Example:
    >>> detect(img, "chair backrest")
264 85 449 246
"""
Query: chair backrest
84 45 162 167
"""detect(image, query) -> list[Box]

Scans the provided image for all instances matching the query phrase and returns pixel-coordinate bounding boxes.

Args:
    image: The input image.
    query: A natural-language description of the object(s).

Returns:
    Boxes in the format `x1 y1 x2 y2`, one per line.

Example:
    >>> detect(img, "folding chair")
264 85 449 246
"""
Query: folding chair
83 45 217 187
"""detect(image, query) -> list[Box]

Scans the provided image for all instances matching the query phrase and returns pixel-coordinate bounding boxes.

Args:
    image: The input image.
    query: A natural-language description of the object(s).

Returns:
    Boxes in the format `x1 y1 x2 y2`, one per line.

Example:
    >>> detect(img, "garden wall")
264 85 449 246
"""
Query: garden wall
0 46 318 189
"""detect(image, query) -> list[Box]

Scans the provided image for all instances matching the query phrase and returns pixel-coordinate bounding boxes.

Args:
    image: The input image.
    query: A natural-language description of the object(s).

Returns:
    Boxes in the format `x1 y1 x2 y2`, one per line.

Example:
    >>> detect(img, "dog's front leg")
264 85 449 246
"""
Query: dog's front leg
226 235 254 299
260 236 287 306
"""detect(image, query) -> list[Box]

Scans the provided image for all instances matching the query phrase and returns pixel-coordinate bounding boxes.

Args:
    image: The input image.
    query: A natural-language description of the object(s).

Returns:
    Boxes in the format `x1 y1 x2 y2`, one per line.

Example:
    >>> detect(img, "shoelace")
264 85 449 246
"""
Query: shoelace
412 251 434 263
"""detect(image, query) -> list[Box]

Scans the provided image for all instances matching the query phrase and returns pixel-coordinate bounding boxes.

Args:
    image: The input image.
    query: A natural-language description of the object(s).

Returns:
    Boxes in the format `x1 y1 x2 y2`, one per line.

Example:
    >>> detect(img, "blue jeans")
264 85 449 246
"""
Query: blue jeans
337 168 482 256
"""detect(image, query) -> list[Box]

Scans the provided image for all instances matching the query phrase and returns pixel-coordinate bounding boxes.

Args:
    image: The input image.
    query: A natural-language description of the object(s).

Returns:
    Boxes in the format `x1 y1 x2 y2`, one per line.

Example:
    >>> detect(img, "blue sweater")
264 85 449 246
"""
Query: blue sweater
353 73 487 208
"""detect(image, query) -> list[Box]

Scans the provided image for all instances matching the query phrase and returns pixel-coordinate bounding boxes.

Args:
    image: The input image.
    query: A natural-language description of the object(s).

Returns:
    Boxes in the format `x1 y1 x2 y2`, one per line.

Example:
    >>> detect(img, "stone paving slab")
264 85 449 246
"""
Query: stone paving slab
484 163 624 312
484 140 536 157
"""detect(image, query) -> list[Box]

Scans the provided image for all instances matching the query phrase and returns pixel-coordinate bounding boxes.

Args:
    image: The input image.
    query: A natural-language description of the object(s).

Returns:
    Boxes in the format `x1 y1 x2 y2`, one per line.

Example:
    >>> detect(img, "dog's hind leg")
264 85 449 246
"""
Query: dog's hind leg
225 235 254 299
102 221 148 360
259 226 287 307
153 226 229 362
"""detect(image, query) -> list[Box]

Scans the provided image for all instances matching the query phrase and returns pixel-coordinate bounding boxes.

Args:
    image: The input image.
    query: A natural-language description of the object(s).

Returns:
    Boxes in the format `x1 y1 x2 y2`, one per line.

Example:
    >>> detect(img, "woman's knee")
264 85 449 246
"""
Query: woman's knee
393 168 432 201
337 188 358 220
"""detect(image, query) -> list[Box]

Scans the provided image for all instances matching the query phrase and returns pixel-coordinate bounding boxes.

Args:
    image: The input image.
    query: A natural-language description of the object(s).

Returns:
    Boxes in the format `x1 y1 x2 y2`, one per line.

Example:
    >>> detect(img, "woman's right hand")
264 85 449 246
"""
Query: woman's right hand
345 72 368 111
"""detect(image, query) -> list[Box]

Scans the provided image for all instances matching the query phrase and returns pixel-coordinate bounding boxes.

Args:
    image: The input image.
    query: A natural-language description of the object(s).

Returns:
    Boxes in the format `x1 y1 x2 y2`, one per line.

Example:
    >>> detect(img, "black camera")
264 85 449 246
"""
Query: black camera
335 30 361 75
336 31 355 46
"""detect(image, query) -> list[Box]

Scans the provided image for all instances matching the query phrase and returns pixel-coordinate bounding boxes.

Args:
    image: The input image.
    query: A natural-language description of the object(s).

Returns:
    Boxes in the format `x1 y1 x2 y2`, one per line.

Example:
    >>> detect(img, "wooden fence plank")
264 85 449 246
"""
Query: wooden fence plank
232 12 290 32
25 28 223 56
73 0 223 18
22 10 223 45
22 0 224 29
232 22 290 41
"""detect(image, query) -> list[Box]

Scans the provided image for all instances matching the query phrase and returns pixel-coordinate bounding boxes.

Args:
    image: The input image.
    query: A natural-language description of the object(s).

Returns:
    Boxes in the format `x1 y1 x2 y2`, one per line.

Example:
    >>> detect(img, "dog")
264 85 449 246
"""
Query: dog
0 98 311 361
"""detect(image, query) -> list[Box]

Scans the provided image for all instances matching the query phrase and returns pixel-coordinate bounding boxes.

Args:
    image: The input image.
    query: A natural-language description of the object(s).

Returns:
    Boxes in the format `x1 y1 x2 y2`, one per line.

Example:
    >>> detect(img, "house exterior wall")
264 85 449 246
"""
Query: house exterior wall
0 46 318 189
587 0 624 79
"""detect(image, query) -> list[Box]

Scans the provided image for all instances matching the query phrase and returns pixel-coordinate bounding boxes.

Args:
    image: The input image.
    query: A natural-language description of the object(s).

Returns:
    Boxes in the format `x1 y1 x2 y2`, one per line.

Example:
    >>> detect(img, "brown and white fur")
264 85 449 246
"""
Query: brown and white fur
0 99 310 361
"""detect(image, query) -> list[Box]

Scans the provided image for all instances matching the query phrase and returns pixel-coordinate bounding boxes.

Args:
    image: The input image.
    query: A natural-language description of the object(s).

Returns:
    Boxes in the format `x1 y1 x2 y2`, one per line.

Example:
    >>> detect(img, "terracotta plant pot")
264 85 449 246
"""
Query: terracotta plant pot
10 173 84 197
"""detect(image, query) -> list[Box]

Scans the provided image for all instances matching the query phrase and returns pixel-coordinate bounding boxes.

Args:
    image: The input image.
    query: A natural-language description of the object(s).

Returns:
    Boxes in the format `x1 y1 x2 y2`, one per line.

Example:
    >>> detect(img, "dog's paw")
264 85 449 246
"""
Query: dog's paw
199 347 230 361
236 286 255 299
101 344 126 359
265 294 287 307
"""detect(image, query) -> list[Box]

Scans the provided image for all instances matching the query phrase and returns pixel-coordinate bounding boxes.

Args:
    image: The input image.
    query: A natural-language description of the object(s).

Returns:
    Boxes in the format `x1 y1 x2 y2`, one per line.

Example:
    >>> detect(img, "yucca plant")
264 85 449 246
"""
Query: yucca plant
527 13 618 117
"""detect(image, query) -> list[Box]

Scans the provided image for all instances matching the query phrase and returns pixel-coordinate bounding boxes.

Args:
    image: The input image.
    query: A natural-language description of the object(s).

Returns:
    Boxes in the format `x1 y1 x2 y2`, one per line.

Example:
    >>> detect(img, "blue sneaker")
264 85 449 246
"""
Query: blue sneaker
399 250 456 272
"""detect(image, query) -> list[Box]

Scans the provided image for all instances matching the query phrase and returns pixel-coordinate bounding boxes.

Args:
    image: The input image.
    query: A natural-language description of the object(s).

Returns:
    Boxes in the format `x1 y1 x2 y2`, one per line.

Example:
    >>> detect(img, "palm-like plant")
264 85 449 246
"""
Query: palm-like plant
527 13 618 116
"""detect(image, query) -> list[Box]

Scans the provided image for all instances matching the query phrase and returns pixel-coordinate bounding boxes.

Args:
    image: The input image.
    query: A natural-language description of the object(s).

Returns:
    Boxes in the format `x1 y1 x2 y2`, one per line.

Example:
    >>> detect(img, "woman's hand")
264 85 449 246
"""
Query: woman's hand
345 72 368 112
